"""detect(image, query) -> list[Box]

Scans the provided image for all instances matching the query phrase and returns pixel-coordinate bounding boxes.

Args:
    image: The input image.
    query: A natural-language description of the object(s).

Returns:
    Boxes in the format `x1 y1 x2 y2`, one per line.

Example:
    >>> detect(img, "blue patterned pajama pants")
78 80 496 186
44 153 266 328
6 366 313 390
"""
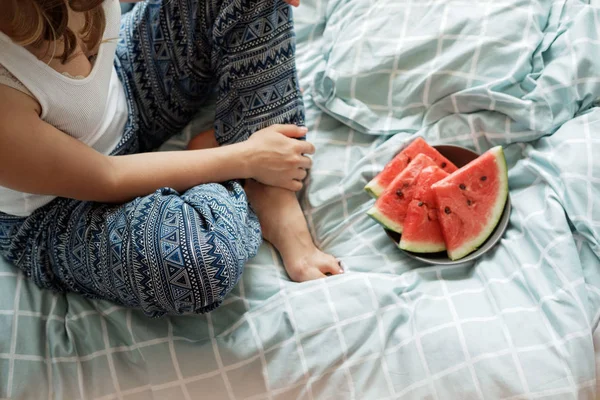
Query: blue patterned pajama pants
0 0 305 317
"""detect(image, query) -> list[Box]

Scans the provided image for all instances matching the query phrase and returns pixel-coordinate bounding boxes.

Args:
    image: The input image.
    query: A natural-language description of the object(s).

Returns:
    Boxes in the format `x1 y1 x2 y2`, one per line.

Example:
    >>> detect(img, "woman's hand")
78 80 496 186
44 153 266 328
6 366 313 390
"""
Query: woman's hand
244 124 315 191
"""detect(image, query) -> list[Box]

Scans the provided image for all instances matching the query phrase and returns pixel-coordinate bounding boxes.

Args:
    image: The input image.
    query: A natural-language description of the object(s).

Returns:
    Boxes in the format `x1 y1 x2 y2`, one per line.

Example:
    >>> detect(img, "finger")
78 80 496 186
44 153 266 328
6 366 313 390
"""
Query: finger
298 155 313 170
296 140 316 155
286 180 303 192
293 168 308 181
275 124 308 138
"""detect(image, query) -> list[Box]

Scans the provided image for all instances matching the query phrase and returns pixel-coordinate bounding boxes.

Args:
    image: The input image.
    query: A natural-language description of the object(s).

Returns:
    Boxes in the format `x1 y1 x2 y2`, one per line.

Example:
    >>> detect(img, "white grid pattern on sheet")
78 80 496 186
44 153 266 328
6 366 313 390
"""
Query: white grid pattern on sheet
0 257 596 399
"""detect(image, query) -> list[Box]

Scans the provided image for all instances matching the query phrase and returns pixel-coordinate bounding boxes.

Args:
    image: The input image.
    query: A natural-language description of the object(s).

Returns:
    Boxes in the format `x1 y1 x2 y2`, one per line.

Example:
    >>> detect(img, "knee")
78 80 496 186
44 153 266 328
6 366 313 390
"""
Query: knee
140 217 246 316
139 246 245 317
136 185 261 316
169 244 246 315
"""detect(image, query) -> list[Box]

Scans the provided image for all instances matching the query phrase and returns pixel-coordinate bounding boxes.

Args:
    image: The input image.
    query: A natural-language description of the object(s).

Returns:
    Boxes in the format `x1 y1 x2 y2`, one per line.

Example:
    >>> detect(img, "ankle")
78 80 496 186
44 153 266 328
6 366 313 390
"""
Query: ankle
266 222 316 257
245 181 316 254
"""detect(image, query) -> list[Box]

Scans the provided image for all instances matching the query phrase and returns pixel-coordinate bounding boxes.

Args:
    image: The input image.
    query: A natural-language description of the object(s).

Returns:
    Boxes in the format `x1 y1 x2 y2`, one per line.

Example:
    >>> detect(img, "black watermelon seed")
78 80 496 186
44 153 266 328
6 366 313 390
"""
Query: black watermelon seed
418 202 423 207
467 199 472 206
481 176 487 181
441 162 447 168
406 157 411 163
396 190 404 198
444 207 451 214
459 184 466 190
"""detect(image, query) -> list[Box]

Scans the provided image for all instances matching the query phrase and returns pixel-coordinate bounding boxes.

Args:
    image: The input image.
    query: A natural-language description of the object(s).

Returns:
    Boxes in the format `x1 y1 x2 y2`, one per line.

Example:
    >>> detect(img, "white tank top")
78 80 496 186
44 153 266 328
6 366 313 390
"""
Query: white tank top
0 0 127 217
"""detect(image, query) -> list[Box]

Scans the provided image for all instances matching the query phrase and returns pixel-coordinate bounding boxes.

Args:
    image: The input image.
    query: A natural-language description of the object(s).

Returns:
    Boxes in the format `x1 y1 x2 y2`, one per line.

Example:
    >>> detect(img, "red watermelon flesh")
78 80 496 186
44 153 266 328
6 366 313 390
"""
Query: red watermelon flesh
431 146 509 260
364 137 458 198
399 166 449 253
366 154 437 234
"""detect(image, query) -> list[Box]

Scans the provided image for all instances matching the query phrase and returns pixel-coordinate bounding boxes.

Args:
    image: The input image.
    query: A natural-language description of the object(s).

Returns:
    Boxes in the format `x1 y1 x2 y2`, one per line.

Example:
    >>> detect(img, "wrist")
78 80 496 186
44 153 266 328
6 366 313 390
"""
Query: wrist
233 142 255 179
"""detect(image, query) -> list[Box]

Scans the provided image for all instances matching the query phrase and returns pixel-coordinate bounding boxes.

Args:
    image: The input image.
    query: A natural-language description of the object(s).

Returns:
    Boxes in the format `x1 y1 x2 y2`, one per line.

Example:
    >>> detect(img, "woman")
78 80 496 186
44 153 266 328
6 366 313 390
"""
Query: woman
0 0 342 317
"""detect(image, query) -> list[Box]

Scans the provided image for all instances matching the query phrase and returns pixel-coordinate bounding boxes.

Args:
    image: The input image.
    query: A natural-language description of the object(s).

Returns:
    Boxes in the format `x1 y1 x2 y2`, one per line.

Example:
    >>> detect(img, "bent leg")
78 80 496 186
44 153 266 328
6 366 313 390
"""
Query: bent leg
0 182 261 316
198 0 341 280
134 0 337 282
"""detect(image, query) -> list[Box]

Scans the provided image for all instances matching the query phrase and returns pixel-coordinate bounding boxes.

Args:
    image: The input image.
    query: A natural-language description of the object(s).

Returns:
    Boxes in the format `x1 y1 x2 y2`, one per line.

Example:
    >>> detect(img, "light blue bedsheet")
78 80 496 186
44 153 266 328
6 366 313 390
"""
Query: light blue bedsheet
1 0 600 399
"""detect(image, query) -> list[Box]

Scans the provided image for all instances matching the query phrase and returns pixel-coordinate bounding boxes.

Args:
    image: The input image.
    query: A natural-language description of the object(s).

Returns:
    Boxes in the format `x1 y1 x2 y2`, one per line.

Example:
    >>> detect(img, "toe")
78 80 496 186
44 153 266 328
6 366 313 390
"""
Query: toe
303 268 327 281
319 256 344 277
286 262 325 282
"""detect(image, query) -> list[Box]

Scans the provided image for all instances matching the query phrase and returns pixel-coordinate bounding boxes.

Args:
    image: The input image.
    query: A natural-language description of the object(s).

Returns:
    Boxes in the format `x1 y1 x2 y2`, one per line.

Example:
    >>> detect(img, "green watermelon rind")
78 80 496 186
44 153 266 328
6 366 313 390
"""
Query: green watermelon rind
441 146 509 261
398 239 446 253
366 206 404 234
364 180 385 199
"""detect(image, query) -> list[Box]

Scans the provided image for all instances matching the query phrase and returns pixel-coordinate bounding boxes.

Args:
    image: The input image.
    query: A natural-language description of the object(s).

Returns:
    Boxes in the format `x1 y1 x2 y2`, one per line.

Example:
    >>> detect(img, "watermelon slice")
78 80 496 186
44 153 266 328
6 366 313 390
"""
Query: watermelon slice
399 166 449 253
364 137 458 198
431 146 509 260
366 154 437 233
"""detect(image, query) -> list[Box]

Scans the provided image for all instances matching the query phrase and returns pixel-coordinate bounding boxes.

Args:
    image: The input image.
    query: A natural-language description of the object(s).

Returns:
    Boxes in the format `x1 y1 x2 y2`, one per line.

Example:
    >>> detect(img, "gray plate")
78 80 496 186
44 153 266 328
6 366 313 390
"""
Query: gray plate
385 145 512 265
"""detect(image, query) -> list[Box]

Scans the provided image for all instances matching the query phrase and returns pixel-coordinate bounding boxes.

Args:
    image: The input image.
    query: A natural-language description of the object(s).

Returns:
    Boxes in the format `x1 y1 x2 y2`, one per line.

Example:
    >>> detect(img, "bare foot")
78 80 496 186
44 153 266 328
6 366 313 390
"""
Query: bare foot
280 246 343 281
187 128 219 150
245 180 343 281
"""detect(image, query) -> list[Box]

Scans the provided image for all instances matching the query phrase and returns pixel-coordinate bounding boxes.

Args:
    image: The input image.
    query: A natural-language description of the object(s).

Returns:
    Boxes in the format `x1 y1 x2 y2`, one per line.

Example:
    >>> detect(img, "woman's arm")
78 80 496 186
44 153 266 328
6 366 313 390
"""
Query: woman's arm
0 85 311 203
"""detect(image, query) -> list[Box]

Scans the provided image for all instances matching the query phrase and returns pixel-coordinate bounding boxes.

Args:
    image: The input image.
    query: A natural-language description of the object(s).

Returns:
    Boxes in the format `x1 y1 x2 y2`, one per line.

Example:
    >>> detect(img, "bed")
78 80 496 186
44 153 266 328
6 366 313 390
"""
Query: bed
1 0 599 398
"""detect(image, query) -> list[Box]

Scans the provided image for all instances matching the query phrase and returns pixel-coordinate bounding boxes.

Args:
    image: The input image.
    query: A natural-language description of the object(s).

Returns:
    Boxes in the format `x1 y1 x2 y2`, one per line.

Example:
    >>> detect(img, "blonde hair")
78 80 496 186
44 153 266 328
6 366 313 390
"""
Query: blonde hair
1 0 106 63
